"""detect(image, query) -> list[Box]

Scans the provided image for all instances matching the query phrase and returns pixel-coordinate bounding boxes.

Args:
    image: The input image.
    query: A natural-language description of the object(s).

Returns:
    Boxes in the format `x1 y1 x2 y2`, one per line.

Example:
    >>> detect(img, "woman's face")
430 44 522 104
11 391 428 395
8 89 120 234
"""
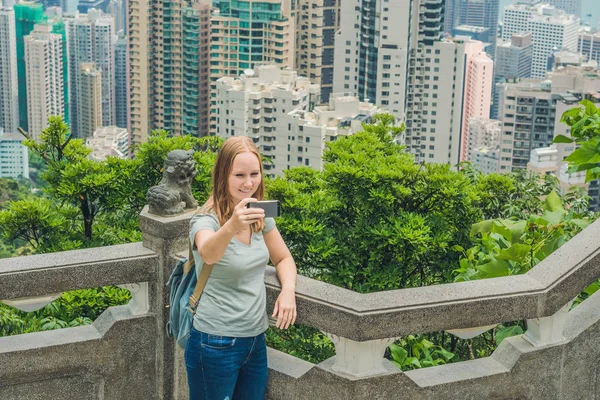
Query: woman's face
228 151 262 205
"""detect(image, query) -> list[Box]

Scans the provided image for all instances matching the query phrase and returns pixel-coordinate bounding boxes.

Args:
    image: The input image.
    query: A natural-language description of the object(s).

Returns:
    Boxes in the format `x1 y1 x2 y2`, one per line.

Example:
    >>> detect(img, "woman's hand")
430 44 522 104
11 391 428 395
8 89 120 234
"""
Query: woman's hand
228 198 265 232
272 287 296 330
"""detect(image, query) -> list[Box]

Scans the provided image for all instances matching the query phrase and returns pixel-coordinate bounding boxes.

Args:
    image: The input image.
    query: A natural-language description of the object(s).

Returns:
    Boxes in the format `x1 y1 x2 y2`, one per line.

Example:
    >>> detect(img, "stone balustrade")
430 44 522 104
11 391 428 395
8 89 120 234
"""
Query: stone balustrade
0 207 598 399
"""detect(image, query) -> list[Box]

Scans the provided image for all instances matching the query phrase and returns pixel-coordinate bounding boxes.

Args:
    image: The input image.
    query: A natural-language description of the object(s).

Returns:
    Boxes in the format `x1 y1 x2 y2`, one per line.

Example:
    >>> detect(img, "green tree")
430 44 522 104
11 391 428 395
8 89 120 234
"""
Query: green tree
0 178 31 206
19 117 120 240
4 119 221 252
268 127 484 291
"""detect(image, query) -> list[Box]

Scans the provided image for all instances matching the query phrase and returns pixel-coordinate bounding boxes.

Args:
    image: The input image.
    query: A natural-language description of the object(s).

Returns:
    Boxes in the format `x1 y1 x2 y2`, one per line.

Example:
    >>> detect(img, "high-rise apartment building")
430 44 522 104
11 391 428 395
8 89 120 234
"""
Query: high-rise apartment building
182 4 211 137
14 1 46 132
333 0 411 119
209 1 294 133
493 33 533 118
406 37 492 166
460 42 494 161
498 65 600 173
114 34 128 129
498 79 555 171
213 65 321 175
24 24 64 141
546 0 581 17
446 0 500 60
106 0 124 33
45 7 70 125
77 63 103 139
502 3 579 78
0 128 29 179
294 0 340 103
65 9 115 138
128 0 211 143
495 33 533 84
578 32 600 65
0 6 19 134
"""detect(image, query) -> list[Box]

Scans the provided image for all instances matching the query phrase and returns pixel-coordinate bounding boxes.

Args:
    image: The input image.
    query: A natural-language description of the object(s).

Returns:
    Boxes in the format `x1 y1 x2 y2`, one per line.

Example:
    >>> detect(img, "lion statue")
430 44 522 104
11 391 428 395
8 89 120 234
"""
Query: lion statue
147 149 198 216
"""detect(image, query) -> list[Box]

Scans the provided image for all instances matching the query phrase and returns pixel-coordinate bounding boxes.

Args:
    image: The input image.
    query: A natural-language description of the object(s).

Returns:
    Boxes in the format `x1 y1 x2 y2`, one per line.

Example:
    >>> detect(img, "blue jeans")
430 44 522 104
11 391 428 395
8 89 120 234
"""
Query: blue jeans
185 327 268 400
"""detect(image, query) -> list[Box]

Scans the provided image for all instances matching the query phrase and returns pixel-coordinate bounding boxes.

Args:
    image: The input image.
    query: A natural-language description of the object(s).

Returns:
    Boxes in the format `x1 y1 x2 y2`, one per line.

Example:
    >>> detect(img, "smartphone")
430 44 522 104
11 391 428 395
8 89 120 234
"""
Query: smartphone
247 200 281 218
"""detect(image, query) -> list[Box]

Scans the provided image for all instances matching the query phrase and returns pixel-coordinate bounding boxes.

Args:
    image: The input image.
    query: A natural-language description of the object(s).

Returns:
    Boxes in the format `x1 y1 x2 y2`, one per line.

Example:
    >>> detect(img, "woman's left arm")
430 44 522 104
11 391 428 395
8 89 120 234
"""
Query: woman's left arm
264 226 297 330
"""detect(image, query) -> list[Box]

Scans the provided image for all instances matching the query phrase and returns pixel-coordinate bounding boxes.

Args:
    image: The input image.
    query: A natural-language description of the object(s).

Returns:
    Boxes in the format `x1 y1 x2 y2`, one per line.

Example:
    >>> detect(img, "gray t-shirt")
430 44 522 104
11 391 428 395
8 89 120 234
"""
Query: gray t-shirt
189 213 276 337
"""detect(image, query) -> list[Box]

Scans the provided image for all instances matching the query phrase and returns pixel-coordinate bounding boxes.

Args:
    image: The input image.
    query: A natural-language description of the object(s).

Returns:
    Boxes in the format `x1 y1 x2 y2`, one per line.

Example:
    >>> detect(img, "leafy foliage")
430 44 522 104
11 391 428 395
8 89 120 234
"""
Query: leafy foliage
552 99 600 182
453 190 593 281
0 287 131 336
265 325 335 364
1 122 221 256
389 335 455 370
269 130 484 292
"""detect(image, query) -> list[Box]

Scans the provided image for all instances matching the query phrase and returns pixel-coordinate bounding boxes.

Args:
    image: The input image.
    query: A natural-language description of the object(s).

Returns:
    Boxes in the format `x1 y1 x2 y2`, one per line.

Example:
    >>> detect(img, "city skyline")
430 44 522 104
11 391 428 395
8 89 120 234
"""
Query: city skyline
0 0 599 187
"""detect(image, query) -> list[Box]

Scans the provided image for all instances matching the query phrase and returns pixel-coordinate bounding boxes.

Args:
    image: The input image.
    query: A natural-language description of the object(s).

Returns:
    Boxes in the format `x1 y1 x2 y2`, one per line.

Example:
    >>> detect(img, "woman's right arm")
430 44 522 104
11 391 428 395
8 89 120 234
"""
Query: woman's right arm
195 197 265 264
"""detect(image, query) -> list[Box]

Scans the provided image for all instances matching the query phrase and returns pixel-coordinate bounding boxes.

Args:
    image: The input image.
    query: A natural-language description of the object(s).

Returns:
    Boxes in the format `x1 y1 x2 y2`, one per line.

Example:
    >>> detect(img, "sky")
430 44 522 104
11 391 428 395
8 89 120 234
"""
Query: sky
499 0 600 29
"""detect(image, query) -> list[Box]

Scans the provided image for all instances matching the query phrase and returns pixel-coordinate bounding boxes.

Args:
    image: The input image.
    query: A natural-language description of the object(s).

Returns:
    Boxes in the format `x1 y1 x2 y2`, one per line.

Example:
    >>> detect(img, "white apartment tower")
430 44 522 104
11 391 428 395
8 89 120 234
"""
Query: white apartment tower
24 24 65 141
0 6 19 134
65 9 116 138
406 38 491 166
502 3 579 78
0 128 29 179
213 65 321 176
333 0 410 120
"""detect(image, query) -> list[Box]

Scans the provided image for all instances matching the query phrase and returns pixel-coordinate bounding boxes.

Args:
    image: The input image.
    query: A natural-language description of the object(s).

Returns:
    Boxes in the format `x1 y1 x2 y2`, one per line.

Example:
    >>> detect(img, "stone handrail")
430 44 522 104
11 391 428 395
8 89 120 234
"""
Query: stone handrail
0 243 157 300
263 216 600 341
0 207 598 399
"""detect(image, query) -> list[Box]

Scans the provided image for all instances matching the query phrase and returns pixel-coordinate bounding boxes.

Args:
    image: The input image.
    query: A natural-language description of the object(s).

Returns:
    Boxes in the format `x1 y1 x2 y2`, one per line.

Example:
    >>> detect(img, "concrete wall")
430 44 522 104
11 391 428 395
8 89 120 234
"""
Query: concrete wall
0 208 599 399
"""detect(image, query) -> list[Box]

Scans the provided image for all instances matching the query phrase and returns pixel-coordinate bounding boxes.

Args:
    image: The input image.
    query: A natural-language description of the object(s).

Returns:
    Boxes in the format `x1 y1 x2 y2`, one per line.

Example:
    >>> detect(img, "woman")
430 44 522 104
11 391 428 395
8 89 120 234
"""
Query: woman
185 136 297 400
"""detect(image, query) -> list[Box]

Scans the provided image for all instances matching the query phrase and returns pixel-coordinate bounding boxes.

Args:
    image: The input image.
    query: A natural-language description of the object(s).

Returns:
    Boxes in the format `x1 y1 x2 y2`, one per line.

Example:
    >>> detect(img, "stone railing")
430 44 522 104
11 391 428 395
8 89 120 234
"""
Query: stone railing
0 207 599 399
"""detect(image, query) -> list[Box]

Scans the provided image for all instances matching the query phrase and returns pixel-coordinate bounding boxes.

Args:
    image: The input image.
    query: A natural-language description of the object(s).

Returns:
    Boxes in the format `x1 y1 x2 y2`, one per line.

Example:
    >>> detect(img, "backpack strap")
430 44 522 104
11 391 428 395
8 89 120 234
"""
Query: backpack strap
186 239 214 313
186 208 216 313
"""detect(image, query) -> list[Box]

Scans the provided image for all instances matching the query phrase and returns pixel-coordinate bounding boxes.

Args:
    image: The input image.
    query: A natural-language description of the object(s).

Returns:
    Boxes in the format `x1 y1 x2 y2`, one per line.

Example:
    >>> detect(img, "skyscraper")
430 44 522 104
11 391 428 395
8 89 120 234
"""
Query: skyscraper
114 34 127 129
547 0 581 17
182 4 211 136
214 65 321 176
46 7 70 125
106 0 124 33
493 33 533 118
65 9 115 137
0 6 19 134
24 24 64 140
78 63 103 139
14 1 46 132
294 0 341 103
128 0 212 143
448 0 500 60
503 3 579 78
460 42 494 161
209 0 294 133
333 0 412 119
578 31 600 65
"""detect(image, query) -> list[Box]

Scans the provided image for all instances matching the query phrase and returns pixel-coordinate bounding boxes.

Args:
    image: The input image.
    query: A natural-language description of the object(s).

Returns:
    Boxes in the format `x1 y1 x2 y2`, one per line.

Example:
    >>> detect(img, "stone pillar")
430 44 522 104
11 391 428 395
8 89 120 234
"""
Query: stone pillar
324 332 398 377
140 206 197 400
524 299 574 347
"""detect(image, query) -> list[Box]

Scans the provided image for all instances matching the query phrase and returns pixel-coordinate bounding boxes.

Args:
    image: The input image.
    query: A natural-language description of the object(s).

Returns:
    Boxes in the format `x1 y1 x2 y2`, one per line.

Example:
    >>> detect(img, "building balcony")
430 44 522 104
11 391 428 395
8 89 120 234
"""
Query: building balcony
0 208 599 399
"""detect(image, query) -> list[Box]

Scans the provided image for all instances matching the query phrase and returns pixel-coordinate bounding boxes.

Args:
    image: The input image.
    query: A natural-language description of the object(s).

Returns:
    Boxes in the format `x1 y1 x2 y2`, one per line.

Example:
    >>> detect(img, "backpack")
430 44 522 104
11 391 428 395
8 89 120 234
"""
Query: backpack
166 243 214 349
